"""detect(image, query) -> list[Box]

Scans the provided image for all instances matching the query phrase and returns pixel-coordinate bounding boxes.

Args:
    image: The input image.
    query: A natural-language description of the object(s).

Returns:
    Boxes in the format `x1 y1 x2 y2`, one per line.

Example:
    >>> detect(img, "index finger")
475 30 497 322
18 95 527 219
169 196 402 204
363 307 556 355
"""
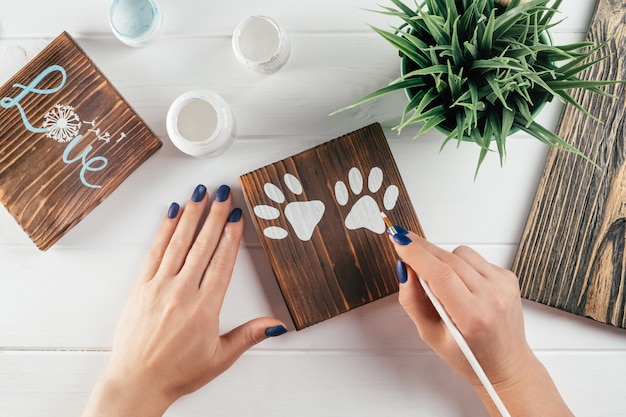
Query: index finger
392 234 476 320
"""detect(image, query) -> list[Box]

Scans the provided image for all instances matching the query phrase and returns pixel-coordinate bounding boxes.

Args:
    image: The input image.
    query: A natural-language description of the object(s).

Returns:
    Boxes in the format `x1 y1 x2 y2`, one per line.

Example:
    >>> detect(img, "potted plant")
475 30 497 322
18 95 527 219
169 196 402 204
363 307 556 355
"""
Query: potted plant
334 0 623 175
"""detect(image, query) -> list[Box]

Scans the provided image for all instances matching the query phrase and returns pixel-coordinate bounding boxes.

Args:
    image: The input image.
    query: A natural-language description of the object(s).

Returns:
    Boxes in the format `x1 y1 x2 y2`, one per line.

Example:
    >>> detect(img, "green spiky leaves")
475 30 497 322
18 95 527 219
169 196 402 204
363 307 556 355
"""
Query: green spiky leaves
334 0 623 175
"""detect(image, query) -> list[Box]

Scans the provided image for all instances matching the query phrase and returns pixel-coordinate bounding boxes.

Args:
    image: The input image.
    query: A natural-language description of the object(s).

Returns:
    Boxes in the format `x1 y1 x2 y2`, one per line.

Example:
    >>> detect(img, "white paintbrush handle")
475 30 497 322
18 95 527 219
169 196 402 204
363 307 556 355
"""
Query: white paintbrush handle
418 276 512 417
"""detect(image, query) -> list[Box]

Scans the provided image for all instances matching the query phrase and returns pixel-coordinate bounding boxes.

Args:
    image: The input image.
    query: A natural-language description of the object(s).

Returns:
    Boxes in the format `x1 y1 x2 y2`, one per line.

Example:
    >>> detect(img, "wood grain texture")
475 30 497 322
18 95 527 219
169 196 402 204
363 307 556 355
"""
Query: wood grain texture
512 0 626 328
240 123 424 329
0 32 161 250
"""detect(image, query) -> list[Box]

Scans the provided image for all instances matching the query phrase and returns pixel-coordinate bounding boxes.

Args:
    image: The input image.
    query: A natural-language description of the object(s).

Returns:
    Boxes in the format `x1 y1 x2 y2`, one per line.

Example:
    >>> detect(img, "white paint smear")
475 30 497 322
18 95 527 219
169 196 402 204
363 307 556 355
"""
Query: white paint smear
348 167 363 194
284 201 325 241
384 185 399 211
254 205 280 220
263 226 288 240
335 181 348 206
283 173 302 195
264 183 285 203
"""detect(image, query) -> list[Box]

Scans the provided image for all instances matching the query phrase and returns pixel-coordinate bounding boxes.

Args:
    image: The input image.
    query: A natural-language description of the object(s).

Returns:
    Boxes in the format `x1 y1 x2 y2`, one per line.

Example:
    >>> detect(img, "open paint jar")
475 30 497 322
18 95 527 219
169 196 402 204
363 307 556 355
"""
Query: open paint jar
109 0 163 47
232 16 290 74
166 91 236 158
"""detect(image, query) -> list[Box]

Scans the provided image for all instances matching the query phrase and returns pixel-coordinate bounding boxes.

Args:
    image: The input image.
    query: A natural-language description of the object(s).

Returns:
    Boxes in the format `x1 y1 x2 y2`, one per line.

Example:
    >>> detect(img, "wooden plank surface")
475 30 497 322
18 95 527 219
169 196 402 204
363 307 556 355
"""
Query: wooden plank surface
3 350 625 417
240 123 424 329
513 0 626 328
0 32 161 250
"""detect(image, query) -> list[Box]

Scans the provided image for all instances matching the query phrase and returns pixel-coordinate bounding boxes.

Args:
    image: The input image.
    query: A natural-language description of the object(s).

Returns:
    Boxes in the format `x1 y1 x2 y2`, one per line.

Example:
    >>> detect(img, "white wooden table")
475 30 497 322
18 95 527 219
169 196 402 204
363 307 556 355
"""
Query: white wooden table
1 1 625 416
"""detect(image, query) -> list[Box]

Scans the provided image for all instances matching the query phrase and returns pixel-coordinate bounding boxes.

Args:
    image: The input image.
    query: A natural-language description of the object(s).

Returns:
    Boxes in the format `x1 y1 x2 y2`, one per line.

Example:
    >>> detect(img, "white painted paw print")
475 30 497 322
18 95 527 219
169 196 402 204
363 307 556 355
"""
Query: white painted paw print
254 173 325 241
334 167 399 234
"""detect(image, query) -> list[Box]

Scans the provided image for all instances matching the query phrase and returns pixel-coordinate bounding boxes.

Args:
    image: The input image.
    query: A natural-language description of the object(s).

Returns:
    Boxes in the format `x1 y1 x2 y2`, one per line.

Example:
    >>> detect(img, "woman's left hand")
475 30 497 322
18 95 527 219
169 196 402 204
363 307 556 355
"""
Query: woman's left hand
82 184 287 417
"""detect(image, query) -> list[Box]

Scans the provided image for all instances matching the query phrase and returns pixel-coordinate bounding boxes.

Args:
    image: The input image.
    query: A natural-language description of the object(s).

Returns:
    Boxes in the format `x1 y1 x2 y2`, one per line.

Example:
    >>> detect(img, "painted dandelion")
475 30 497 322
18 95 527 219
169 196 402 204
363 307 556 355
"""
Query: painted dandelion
88 127 113 143
42 104 82 143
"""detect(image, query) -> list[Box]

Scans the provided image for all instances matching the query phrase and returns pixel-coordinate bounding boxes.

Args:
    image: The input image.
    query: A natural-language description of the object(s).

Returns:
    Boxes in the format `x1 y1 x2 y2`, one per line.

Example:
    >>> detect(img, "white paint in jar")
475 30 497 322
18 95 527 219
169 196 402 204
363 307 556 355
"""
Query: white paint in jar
232 16 290 74
176 99 218 142
166 91 236 158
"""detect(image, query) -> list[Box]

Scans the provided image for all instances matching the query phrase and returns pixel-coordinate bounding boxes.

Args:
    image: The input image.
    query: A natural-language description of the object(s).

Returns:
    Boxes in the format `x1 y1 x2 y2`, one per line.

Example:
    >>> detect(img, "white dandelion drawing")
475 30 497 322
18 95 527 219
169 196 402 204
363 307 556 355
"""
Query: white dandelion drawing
98 131 111 143
42 104 82 143
88 127 112 143
116 132 127 143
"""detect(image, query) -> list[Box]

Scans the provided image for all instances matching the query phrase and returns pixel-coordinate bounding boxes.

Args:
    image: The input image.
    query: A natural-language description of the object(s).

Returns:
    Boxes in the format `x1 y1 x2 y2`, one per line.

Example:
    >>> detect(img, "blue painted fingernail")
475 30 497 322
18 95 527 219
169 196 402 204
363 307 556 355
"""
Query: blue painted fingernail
192 184 206 202
215 184 231 202
265 325 288 337
393 233 412 246
228 208 242 223
396 259 408 284
394 225 409 235
167 202 180 219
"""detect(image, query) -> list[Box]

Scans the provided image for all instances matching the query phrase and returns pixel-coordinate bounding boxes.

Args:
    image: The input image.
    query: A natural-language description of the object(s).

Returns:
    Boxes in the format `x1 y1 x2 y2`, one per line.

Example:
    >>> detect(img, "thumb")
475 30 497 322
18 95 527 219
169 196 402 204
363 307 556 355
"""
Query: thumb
221 317 287 360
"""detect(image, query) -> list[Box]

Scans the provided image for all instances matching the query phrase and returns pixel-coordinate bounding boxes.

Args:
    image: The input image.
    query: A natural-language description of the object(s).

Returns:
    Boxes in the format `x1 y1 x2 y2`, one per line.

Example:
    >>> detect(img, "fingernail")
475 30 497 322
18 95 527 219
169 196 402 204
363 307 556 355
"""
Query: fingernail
167 202 180 219
228 208 242 223
396 259 408 284
215 184 231 202
393 233 412 246
394 225 409 235
191 184 206 202
265 325 288 337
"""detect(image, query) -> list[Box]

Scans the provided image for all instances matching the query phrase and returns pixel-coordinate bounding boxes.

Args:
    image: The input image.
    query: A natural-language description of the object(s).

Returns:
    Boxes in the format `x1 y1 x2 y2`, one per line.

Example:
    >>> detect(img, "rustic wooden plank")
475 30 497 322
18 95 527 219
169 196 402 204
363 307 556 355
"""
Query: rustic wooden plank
0 32 161 250
240 123 424 329
512 0 626 328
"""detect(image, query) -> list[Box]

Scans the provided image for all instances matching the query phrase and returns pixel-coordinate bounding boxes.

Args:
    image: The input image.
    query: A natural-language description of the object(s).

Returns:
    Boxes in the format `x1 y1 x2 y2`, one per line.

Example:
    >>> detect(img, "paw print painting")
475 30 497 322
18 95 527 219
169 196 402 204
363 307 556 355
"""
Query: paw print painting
240 123 424 330
335 167 399 234
254 174 325 241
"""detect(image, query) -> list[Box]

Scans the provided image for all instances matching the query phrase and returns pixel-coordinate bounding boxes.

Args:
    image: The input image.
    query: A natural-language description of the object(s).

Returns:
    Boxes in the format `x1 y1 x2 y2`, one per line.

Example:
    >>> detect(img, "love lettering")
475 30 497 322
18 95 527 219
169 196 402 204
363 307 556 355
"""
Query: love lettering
0 65 108 189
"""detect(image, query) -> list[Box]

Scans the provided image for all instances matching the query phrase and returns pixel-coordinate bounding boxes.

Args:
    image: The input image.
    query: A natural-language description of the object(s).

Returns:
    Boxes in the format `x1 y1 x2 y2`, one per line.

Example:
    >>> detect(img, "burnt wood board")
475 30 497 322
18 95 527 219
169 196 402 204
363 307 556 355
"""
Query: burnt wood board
512 0 626 328
0 32 161 250
240 123 424 330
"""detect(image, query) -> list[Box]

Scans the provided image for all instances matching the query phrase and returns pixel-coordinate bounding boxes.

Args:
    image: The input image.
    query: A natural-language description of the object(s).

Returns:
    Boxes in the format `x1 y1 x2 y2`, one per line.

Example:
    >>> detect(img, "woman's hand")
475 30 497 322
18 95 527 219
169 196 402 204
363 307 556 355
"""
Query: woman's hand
391 230 573 417
82 184 286 417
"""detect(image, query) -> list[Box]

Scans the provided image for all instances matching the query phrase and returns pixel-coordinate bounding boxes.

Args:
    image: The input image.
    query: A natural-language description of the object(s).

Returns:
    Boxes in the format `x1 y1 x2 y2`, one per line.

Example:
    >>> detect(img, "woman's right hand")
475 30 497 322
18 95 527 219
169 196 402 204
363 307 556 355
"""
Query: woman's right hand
390 231 573 417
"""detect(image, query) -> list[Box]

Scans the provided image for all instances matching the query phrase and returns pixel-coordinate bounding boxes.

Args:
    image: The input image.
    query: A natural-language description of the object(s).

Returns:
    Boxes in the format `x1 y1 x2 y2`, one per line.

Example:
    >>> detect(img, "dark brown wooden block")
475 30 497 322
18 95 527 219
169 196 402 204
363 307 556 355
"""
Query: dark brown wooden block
0 32 161 250
512 0 626 328
240 123 424 330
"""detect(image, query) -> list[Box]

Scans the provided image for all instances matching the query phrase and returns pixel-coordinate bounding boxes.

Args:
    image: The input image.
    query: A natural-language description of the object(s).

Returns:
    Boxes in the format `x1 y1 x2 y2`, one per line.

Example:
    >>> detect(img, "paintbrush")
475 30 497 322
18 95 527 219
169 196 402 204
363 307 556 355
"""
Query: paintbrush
381 212 512 417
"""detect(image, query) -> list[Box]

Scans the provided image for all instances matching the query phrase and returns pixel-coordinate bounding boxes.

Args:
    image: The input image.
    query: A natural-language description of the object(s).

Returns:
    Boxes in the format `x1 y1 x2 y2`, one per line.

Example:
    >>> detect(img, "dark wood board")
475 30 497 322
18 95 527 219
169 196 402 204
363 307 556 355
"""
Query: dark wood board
0 32 161 250
240 123 424 330
512 0 626 328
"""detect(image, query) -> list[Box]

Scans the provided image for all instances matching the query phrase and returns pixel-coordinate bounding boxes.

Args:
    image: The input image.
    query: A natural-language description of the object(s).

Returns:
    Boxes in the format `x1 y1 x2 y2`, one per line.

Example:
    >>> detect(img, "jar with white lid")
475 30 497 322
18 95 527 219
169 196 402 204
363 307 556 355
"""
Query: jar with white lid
166 90 236 158
232 16 291 74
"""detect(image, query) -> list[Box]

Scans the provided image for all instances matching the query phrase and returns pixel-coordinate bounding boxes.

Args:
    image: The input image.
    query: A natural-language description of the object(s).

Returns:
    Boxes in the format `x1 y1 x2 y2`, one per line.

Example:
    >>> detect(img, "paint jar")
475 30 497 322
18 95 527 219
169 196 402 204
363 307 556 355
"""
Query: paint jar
109 0 163 47
232 16 290 74
166 90 236 158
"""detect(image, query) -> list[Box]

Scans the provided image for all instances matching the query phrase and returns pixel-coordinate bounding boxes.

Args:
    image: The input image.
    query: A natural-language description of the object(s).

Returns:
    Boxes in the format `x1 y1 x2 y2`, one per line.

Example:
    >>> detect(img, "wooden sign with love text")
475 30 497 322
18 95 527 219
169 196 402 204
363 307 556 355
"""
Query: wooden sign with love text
240 123 424 330
0 32 161 250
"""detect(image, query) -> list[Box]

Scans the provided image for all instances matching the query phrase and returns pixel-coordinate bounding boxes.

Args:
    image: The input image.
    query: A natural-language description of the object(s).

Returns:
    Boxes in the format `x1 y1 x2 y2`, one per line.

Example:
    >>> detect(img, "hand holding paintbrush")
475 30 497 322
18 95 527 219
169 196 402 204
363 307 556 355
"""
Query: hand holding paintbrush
383 214 574 417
